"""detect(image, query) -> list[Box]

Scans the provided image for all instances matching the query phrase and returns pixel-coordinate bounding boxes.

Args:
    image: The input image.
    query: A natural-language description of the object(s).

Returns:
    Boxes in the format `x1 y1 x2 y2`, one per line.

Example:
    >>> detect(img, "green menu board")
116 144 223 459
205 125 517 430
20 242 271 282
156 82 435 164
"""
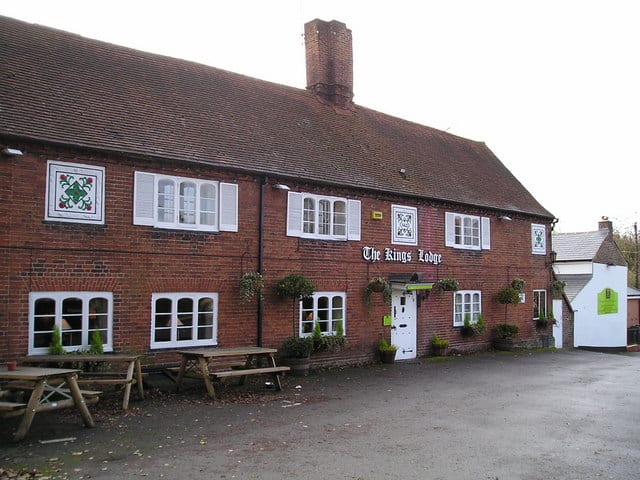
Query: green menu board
597 288 618 315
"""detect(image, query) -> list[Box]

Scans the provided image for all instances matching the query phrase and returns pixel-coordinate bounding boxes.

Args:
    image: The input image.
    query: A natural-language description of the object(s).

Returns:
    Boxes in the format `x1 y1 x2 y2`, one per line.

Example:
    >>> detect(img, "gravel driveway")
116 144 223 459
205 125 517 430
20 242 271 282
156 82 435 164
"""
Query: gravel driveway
2 349 639 479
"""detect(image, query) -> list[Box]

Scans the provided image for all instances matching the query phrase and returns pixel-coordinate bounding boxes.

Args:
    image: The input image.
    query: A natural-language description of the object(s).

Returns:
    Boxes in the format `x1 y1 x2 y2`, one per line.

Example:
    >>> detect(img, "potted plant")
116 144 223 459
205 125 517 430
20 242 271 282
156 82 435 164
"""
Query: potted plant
436 278 459 292
364 277 392 314
239 271 264 303
535 312 549 329
49 325 65 355
473 314 486 334
281 335 314 376
431 335 450 356
461 313 486 338
552 280 566 298
276 274 316 336
312 321 347 353
378 337 398 364
496 286 521 305
493 323 519 351
511 278 525 292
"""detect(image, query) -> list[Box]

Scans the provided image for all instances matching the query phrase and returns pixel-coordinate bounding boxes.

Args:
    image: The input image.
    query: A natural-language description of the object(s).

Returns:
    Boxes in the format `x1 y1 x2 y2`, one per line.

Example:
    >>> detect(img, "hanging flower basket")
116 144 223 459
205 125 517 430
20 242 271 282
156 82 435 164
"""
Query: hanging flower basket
436 278 459 292
364 278 392 314
239 271 264 303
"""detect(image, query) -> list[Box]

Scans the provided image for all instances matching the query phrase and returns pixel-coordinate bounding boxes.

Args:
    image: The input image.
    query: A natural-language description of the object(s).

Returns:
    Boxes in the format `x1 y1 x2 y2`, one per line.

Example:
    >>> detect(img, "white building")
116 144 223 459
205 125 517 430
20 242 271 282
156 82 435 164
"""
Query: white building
553 218 628 348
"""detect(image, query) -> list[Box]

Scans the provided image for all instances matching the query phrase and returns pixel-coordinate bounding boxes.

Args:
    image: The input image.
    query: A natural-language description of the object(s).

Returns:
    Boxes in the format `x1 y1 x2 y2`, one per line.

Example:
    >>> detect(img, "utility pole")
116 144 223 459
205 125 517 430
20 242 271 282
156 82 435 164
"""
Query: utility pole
635 222 639 289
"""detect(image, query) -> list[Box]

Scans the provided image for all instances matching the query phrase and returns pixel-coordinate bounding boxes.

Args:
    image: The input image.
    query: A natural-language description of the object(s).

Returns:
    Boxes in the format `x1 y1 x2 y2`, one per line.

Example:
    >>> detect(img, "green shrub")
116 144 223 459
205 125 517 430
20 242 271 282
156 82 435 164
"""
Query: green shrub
496 287 521 305
282 336 313 358
275 274 315 300
378 337 398 352
494 323 519 339
312 322 347 352
88 330 104 355
48 325 65 355
431 335 450 347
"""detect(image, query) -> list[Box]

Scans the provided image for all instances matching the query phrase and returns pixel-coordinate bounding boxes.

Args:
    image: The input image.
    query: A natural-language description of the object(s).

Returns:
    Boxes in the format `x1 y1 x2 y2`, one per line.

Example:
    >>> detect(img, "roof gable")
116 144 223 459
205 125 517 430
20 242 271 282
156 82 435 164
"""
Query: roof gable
0 15 553 218
553 229 626 266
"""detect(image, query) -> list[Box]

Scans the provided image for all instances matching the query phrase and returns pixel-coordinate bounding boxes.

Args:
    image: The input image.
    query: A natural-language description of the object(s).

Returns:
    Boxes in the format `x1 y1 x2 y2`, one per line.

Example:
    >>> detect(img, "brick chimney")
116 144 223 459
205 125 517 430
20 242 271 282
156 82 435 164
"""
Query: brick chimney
304 19 354 109
599 216 613 234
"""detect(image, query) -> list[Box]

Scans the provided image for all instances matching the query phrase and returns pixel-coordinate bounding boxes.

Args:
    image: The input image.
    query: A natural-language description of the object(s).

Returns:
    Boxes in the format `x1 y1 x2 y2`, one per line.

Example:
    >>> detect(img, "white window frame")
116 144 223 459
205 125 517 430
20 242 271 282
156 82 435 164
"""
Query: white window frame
392 205 418 245
133 171 238 232
445 212 490 250
453 290 482 327
150 293 218 349
299 292 346 337
533 289 547 319
45 161 105 224
531 224 547 255
28 292 113 355
287 191 360 241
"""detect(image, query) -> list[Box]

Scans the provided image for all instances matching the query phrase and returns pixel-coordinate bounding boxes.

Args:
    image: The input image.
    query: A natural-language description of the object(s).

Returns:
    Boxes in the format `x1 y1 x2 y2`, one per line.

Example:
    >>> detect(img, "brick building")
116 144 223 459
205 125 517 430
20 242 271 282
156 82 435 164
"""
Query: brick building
0 16 555 367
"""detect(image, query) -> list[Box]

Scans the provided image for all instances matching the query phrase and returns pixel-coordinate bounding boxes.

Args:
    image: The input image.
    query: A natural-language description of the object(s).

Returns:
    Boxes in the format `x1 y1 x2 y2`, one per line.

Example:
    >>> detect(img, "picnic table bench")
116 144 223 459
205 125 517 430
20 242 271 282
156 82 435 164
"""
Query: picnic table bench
0 366 97 441
22 354 145 410
172 347 290 400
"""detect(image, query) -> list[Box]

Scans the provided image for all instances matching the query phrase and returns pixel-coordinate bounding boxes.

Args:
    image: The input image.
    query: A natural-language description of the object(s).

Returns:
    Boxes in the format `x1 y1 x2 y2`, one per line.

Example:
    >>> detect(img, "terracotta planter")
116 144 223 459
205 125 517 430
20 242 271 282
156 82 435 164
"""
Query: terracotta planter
380 350 396 364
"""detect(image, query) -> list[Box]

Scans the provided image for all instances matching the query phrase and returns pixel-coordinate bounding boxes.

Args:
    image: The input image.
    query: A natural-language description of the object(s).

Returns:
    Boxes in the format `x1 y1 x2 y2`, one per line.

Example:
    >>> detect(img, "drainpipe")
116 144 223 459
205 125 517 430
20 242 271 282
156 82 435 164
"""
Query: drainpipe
257 177 267 346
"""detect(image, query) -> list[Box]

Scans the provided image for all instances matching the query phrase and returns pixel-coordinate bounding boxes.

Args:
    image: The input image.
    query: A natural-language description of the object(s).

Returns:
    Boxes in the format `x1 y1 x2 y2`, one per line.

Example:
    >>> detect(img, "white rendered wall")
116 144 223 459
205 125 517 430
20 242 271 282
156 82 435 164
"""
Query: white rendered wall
553 261 592 275
572 263 628 347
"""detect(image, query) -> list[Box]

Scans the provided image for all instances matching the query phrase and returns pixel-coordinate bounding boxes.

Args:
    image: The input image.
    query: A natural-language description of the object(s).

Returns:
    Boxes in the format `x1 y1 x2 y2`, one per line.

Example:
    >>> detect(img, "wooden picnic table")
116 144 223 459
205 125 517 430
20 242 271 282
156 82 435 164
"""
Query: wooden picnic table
22 354 145 410
174 347 290 400
0 366 97 442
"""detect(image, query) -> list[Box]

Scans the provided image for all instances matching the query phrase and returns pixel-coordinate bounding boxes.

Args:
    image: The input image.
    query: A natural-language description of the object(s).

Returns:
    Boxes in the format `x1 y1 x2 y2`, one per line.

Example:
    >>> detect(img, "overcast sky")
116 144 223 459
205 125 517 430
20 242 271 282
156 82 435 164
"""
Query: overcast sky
2 0 638 235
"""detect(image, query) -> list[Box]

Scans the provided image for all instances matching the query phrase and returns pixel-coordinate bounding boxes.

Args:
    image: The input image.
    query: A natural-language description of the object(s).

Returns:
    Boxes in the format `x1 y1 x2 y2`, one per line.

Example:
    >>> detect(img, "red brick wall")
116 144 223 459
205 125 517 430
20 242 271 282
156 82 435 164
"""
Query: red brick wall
0 143 261 365
0 141 555 366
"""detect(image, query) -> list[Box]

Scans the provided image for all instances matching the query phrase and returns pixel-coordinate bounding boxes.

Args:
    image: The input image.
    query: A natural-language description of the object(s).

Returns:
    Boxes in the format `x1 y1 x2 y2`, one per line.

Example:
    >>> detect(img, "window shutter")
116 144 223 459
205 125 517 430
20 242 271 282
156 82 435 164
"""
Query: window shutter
481 217 491 250
347 199 361 241
219 182 238 232
286 192 303 237
445 212 456 247
133 172 155 226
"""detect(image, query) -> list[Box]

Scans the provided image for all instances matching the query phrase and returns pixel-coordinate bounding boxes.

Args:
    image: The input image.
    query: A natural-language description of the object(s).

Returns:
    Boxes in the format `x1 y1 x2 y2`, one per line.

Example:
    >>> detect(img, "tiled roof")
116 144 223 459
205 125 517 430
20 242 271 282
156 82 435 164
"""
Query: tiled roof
556 274 591 301
0 16 553 218
552 230 609 262
628 286 640 298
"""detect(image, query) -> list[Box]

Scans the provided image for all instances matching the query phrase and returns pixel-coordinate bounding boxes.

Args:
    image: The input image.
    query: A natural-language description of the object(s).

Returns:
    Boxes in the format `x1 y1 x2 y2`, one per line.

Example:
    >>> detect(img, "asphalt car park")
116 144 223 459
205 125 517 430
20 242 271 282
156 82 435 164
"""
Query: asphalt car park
2 349 639 480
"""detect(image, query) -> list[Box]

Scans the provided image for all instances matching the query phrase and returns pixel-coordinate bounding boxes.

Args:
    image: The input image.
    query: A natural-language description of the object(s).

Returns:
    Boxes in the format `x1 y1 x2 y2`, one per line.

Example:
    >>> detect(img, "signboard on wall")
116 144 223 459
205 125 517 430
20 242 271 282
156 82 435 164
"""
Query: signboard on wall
597 288 618 315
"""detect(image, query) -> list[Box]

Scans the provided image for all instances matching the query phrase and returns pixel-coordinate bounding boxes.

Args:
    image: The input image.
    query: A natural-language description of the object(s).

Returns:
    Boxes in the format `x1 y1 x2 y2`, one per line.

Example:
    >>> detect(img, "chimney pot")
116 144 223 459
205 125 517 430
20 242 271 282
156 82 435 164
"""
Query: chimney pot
598 216 613 234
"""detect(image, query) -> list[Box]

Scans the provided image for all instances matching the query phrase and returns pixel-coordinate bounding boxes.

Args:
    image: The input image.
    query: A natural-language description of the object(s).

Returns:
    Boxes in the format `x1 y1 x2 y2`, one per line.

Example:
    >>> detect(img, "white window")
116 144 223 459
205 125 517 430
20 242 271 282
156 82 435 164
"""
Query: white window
45 161 105 224
533 290 547 319
445 212 490 250
300 292 346 337
151 293 217 349
392 205 418 245
29 292 113 355
133 171 238 232
531 224 547 255
454 290 482 327
287 192 360 241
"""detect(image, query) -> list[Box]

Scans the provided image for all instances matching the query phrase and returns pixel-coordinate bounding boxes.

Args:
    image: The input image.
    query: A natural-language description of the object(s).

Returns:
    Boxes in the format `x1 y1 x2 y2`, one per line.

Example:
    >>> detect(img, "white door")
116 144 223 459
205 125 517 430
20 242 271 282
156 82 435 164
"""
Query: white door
391 289 417 360
552 299 563 348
